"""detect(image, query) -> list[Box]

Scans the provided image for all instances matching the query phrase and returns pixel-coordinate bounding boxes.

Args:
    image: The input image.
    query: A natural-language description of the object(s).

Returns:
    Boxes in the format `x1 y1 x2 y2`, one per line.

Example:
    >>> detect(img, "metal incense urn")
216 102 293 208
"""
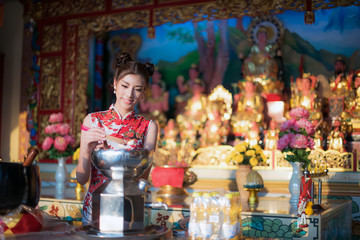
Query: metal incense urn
77 148 169 239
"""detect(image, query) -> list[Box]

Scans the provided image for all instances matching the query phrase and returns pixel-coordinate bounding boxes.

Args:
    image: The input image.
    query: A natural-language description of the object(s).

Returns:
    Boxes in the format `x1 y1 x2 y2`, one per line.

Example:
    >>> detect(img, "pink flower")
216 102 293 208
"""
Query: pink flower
295 118 315 136
49 113 63 123
308 137 315 150
289 107 309 120
289 134 308 149
44 124 56 134
64 135 75 145
58 123 70 135
42 137 54 151
54 136 69 151
277 133 293 151
280 118 296 132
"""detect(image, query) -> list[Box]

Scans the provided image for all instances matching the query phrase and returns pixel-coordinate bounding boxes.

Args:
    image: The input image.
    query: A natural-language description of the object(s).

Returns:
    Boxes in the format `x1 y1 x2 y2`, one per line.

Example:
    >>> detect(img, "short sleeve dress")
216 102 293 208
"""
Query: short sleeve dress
82 104 152 224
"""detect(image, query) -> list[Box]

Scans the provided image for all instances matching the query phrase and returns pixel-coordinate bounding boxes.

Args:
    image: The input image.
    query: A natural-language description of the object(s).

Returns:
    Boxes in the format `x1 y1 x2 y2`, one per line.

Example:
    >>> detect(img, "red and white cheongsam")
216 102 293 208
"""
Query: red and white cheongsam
82 104 152 224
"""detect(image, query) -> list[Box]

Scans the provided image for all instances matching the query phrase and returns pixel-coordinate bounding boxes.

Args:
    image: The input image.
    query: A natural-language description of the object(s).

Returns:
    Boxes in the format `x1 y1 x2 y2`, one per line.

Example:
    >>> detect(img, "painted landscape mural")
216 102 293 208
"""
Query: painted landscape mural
87 5 360 115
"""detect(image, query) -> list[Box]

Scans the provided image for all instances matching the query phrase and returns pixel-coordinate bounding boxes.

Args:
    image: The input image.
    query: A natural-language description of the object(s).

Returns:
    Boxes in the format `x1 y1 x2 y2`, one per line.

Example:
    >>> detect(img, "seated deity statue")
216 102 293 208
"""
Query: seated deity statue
327 120 346 152
264 120 279 151
231 81 264 138
200 100 230 147
242 26 283 95
176 78 207 143
139 81 169 128
291 74 322 121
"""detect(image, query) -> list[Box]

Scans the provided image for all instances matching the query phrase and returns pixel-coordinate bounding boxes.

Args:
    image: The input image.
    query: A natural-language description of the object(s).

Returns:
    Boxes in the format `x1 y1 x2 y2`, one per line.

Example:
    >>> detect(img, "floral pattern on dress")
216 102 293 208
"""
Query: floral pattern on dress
82 104 151 224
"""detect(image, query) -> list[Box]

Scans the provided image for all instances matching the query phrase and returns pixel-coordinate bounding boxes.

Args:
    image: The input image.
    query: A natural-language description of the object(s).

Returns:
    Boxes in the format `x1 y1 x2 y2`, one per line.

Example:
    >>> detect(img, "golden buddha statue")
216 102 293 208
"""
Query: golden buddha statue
231 81 264 138
242 26 282 95
327 120 346 152
201 100 230 147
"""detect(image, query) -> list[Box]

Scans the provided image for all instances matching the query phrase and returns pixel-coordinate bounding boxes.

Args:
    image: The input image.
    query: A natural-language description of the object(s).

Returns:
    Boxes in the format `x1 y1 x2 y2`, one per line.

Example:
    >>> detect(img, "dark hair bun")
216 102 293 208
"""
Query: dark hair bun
116 52 133 67
145 62 154 76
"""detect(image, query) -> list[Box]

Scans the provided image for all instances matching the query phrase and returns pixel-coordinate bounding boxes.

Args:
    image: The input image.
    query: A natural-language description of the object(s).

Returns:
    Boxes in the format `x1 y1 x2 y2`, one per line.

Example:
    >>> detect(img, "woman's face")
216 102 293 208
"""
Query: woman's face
114 74 146 111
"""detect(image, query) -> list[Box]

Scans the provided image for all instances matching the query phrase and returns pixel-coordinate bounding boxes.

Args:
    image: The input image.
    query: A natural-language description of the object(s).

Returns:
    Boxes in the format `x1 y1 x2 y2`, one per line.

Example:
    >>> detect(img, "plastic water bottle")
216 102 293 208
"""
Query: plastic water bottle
234 192 242 237
209 192 221 239
189 192 202 240
222 193 238 239
200 192 214 239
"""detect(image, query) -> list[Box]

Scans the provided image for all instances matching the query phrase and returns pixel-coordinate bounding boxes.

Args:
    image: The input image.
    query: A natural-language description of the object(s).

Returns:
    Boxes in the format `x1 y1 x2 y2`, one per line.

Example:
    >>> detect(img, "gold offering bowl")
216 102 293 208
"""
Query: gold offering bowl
153 165 197 206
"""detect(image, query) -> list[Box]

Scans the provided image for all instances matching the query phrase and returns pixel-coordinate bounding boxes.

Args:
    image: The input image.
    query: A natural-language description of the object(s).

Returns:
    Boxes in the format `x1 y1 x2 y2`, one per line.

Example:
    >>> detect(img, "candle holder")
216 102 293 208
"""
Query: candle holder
245 188 262 204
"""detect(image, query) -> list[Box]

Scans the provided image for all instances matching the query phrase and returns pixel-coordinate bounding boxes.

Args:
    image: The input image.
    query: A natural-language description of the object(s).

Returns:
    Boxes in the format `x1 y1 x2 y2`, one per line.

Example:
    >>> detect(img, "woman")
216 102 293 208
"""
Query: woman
76 52 158 224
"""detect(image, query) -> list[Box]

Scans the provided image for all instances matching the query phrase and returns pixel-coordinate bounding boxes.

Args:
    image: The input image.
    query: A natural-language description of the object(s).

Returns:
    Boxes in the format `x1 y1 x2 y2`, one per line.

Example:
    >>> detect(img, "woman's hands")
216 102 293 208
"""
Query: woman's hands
76 115 106 185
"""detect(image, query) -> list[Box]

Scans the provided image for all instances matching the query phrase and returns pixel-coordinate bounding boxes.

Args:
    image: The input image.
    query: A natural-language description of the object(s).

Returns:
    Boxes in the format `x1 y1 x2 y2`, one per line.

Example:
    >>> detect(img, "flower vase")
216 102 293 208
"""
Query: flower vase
55 157 68 192
289 162 303 204
235 165 252 199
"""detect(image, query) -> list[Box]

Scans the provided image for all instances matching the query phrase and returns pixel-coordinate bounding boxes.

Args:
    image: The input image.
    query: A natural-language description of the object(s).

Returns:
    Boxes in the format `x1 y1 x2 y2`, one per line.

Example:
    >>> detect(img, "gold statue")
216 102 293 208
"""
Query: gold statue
231 81 264 138
329 57 353 96
312 119 324 150
246 122 261 147
176 78 207 145
327 119 346 152
200 85 232 147
291 74 322 121
242 26 283 94
264 120 279 150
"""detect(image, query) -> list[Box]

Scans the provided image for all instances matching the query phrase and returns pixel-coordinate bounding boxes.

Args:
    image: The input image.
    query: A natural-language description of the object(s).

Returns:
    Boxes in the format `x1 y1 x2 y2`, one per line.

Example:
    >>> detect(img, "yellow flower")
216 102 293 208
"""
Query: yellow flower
245 150 255 157
73 147 80 161
305 201 314 215
235 143 247 153
249 157 258 166
253 144 262 153
226 150 238 163
234 154 244 164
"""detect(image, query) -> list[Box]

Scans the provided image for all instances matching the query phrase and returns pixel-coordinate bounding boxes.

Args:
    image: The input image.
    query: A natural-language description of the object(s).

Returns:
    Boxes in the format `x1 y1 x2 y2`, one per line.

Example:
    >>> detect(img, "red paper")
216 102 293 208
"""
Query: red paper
265 93 282 102
151 167 185 188
3 212 42 234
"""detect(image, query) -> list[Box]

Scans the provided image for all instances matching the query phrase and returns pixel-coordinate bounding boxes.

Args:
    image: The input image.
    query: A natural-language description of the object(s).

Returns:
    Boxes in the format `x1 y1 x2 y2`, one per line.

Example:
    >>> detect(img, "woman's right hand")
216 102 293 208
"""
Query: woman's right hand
81 125 106 152
76 115 106 185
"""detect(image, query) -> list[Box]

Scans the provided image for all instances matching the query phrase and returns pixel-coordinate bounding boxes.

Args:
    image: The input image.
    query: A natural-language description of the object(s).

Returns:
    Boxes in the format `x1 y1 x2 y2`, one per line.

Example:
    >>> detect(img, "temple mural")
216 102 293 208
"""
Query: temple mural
87 6 360 118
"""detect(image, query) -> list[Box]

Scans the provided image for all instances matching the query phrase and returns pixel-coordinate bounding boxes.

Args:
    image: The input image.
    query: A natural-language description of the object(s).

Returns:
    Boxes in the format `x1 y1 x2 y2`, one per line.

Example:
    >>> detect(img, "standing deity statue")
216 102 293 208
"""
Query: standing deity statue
264 120 279 151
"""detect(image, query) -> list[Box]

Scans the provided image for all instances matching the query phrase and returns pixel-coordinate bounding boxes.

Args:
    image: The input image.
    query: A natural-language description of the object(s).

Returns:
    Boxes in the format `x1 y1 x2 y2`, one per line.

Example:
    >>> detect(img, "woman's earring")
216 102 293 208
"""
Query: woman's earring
114 88 116 94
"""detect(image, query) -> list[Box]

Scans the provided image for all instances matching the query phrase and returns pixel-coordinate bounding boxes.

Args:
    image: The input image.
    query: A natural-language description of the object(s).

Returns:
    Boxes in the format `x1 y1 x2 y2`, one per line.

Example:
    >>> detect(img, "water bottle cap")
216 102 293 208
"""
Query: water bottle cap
225 193 233 199
203 192 211 198
192 192 202 197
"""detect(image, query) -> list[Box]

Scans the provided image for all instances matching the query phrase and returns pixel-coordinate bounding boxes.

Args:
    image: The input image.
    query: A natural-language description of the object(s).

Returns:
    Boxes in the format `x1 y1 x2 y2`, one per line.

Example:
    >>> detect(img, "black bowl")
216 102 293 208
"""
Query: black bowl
0 162 41 215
